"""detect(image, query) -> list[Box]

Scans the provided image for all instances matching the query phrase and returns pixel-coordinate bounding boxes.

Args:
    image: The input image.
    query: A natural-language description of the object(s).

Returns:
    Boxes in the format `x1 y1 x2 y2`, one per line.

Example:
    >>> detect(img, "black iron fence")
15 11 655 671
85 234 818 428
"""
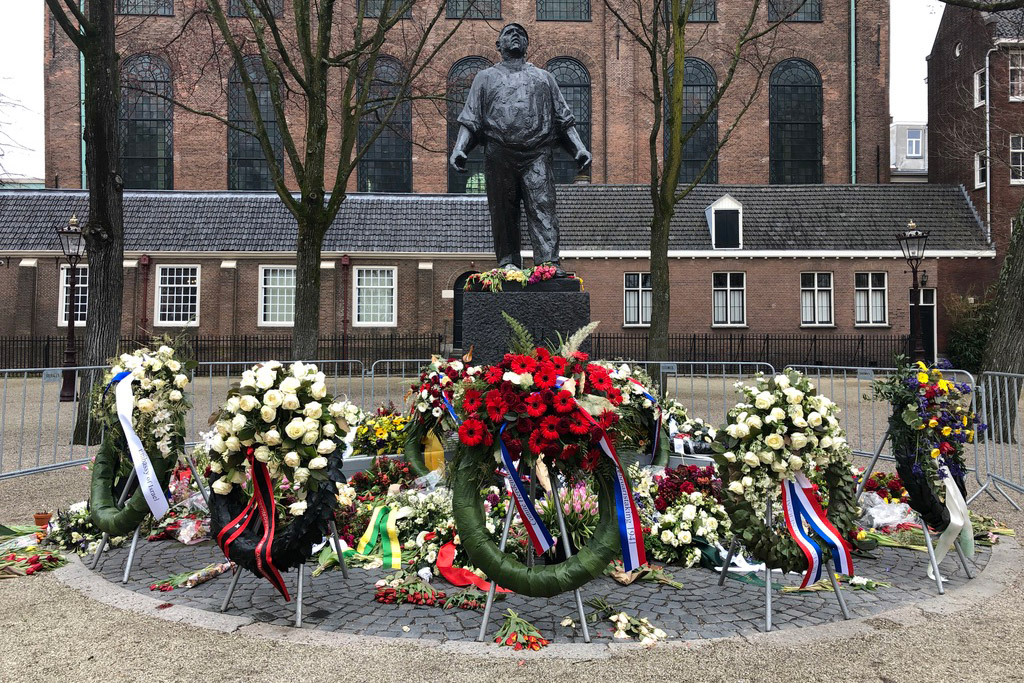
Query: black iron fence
589 333 911 369
0 333 444 369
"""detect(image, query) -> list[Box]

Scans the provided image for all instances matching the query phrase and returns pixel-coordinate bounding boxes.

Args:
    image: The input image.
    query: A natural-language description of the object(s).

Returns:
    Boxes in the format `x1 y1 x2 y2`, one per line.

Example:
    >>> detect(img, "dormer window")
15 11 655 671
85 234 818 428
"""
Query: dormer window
705 194 743 249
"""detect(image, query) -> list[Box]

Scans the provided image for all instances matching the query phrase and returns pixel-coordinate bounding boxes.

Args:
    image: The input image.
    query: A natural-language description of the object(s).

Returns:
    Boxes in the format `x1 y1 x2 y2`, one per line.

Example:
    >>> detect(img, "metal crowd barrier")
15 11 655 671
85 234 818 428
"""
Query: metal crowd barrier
975 371 1024 509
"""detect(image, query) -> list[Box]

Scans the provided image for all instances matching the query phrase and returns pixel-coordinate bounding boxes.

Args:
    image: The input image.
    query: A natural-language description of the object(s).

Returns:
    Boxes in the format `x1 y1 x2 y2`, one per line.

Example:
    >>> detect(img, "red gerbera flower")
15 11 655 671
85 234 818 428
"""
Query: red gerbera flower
535 347 551 362
509 355 537 374
534 363 558 390
550 356 567 375
572 351 590 364
487 399 508 423
484 366 504 384
561 443 581 462
528 429 546 454
598 409 618 429
582 448 602 472
552 389 575 413
587 368 613 392
540 415 561 440
458 418 486 447
606 387 623 405
568 413 591 435
524 393 547 418
462 389 483 414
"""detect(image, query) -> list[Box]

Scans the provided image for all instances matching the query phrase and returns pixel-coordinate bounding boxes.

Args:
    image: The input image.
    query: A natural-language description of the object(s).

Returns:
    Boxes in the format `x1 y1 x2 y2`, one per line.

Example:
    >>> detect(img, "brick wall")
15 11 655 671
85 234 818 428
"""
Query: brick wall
44 0 890 191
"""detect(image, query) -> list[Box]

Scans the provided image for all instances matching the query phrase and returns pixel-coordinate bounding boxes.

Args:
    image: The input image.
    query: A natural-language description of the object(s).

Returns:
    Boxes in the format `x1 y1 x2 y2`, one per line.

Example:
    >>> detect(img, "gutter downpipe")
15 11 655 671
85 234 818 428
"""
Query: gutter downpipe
850 0 857 184
79 0 86 189
985 46 997 244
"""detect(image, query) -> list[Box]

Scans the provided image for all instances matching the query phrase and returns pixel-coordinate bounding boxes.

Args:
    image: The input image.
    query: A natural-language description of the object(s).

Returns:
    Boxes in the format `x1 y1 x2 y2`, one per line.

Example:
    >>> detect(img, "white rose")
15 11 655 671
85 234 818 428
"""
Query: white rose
790 433 809 450
283 451 300 468
285 418 306 440
301 430 319 446
263 428 282 446
253 445 272 463
229 469 247 485
255 367 276 390
212 477 233 495
239 395 260 412
290 361 308 379
157 345 174 357
240 370 257 388
136 398 156 413
682 504 697 521
741 476 753 487
210 435 227 454
323 423 337 437
742 451 760 467
168 390 183 402
289 501 307 516
225 436 241 452
785 388 805 405
231 414 247 432
309 456 329 469
151 379 165 390
788 455 805 470
788 405 804 419
316 440 336 455
726 423 750 439
280 376 301 394
166 359 181 372
754 391 775 409
282 394 301 411
209 460 223 473
260 405 277 423
172 373 189 389
679 530 692 544
304 402 323 419
292 466 310 484
224 396 241 414
771 459 788 473
310 381 328 400
774 374 790 389
723 451 737 462
728 481 745 494
767 407 787 423
820 435 833 449
792 417 808 428
765 433 785 450
808 411 823 427
328 402 346 418
745 415 763 429
660 530 674 544
263 390 284 408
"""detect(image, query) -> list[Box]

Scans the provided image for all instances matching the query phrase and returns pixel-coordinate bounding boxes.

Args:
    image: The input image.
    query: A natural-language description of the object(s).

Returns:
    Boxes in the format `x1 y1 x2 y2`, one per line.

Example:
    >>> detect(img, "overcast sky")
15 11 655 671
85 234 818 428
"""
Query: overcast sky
0 0 947 181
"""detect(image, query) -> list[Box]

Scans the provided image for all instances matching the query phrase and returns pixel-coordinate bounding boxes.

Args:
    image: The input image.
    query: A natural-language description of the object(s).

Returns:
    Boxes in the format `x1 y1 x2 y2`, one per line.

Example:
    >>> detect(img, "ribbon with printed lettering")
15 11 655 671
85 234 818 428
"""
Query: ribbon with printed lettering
108 371 169 521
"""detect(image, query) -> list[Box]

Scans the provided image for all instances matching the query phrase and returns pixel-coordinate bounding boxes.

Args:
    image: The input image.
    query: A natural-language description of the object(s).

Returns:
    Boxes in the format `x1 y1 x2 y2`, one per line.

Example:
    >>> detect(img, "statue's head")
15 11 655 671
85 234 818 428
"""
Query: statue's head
496 23 528 60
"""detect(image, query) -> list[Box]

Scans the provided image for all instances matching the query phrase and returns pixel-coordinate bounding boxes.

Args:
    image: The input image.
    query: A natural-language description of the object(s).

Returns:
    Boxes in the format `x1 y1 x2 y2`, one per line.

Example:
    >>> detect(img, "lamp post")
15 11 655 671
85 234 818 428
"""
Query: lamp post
897 221 929 364
57 214 85 402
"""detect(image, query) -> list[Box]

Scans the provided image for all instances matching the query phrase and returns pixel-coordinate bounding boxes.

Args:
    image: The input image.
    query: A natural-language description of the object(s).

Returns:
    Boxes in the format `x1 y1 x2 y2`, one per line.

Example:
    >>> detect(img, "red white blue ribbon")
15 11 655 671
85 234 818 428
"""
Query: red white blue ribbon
781 472 854 588
497 424 555 556
627 378 661 460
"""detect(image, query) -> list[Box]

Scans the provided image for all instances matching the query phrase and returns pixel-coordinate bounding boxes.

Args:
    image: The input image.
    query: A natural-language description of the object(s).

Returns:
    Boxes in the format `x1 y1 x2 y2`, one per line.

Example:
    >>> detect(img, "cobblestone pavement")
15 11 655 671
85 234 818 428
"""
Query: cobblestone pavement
90 535 985 643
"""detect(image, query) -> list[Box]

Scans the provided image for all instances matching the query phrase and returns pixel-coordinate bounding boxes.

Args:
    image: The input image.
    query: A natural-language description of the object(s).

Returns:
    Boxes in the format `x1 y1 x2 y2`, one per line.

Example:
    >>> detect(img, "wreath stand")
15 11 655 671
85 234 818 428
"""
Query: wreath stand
218 519 350 628
90 453 210 584
717 495 851 632
476 464 592 643
855 429 977 595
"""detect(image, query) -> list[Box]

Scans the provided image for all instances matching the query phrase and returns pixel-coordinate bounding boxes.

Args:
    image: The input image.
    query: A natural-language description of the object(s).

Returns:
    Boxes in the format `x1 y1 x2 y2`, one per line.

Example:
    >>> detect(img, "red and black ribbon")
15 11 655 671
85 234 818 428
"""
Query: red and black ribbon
215 452 291 601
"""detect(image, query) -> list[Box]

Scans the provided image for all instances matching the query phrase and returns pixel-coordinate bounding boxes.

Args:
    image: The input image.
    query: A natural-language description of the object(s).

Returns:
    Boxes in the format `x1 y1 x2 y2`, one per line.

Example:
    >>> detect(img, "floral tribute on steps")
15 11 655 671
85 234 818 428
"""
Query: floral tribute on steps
711 369 859 587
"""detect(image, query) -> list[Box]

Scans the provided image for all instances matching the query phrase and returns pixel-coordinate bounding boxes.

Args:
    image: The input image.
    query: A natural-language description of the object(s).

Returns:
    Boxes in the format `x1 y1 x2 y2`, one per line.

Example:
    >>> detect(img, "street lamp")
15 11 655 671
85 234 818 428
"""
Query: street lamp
897 220 929 364
57 214 85 402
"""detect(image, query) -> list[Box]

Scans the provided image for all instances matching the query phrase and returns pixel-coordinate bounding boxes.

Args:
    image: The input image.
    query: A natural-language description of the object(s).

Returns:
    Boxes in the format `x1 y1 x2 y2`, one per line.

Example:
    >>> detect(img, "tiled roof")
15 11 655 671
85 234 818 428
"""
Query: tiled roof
0 184 989 254
989 8 1024 39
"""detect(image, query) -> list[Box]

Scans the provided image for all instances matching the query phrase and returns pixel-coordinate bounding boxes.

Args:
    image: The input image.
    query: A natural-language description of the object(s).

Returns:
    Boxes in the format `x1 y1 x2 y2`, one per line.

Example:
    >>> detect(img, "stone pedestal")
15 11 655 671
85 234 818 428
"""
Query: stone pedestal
463 280 591 364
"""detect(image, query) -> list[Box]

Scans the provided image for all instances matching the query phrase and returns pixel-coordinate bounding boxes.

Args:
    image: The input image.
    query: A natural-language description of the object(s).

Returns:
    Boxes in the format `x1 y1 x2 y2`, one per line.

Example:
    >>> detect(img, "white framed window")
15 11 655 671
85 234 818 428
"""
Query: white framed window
1011 50 1024 101
906 129 922 158
259 265 295 326
854 272 888 326
975 151 988 189
800 272 833 326
353 266 397 327
154 265 200 327
58 264 88 327
712 272 745 326
623 272 652 327
1012 135 1024 184
975 68 987 107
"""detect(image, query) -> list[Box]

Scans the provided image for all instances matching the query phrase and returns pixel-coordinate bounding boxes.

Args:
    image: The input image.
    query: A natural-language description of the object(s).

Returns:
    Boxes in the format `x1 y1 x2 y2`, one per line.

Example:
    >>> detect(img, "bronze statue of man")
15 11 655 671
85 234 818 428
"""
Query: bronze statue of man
450 23 592 276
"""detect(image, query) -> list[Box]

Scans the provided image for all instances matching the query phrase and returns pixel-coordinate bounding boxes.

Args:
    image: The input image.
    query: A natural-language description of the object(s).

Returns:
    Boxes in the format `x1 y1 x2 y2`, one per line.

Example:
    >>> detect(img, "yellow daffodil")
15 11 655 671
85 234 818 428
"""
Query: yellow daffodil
963 416 969 426
856 530 867 541
937 379 951 392
930 448 940 459
917 372 930 384
916 361 928 371
928 418 939 428
941 426 952 436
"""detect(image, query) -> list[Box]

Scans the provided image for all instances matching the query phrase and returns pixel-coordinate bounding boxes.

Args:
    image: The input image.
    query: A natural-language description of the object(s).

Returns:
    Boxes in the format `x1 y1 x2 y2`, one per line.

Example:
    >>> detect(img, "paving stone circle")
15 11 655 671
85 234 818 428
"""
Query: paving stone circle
89 536 988 643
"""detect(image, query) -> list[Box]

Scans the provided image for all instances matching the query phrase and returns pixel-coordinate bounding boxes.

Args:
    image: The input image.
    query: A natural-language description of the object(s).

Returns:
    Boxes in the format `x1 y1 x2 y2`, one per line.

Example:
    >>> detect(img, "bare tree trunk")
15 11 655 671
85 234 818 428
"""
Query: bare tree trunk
46 0 124 444
293 220 324 361
648 207 673 361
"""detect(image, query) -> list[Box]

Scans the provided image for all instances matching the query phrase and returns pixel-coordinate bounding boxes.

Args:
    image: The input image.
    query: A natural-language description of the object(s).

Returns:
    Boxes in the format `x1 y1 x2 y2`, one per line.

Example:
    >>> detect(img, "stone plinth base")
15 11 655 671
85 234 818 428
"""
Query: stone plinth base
463 290 591 365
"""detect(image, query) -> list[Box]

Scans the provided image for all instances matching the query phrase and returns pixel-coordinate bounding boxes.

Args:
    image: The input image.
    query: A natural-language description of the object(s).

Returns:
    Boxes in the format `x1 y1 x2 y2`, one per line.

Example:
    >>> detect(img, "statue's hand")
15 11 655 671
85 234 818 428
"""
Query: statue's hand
450 149 468 172
575 148 593 170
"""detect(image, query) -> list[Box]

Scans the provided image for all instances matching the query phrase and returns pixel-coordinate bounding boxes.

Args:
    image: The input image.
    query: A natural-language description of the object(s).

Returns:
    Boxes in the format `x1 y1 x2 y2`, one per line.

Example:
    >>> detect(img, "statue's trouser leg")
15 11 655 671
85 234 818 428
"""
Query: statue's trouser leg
520 150 559 266
484 147 523 268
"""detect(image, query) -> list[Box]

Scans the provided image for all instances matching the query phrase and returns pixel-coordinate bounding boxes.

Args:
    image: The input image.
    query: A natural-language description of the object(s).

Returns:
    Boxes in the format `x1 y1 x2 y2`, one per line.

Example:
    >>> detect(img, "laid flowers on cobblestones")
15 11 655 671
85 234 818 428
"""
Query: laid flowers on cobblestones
494 609 550 650
46 501 121 555
647 490 730 568
0 547 65 578
148 562 233 592
374 574 446 606
782 574 891 593
585 597 666 645
712 369 860 575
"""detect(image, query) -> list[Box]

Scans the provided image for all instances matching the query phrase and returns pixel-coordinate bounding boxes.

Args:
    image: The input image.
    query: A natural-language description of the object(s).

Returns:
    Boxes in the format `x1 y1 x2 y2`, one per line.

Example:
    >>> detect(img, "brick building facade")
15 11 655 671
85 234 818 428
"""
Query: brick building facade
43 0 891 192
